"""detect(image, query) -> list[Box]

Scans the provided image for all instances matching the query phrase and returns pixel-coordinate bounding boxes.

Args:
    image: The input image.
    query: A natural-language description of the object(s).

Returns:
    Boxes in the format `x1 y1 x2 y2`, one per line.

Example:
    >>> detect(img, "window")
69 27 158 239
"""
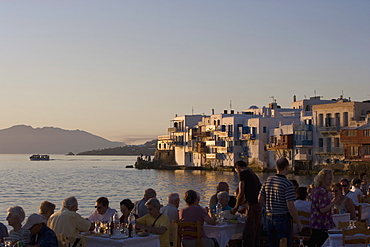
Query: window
343 112 349 126
334 138 340 147
349 146 358 156
325 114 332 126
335 113 340 128
319 114 324 127
319 138 324 147
364 130 370 137
263 126 267 133
348 130 357 137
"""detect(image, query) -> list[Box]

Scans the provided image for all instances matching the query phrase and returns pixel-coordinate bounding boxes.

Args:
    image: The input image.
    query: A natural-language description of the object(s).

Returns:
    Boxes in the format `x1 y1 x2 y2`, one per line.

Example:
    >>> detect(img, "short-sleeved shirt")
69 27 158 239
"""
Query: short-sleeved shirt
309 187 335 230
240 169 261 204
259 174 296 214
88 207 117 222
179 206 208 239
136 213 170 247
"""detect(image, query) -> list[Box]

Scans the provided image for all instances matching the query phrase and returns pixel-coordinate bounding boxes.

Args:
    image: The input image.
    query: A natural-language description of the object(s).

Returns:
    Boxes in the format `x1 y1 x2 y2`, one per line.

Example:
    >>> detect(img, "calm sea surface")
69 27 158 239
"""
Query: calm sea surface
0 154 351 223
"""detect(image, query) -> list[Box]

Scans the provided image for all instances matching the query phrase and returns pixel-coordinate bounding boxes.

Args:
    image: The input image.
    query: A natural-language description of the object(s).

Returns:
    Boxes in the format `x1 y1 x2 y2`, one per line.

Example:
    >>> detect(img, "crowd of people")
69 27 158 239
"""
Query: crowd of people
0 158 369 247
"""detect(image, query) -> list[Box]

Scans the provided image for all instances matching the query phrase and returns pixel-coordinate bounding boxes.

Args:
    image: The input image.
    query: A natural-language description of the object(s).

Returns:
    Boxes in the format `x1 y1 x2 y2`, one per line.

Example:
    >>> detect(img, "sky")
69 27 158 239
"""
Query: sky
1 1 369 144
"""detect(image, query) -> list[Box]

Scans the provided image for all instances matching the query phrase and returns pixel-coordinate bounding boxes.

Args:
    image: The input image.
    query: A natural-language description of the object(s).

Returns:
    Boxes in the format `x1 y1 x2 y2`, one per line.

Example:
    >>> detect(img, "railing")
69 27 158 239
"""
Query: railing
295 154 312 160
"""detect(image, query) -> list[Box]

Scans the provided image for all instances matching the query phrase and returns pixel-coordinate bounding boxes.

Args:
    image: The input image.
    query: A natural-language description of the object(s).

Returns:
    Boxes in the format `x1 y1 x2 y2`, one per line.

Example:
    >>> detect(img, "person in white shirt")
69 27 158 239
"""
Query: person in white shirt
160 193 180 221
341 178 359 205
351 177 364 201
88 197 117 222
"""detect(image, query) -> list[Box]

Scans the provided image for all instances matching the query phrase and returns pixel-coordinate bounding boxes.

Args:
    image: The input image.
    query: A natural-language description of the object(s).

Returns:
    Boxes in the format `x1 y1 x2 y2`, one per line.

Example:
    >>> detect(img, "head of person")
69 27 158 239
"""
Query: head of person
276 157 290 173
145 198 161 218
23 214 46 235
184 190 199 206
63 196 78 212
290 179 299 191
6 206 25 227
143 188 157 200
217 191 230 208
168 193 180 208
39 201 56 219
234 160 247 173
120 199 135 217
330 183 342 198
360 173 368 183
340 178 351 194
216 182 229 194
352 177 362 189
95 197 109 215
314 168 333 189
296 187 308 201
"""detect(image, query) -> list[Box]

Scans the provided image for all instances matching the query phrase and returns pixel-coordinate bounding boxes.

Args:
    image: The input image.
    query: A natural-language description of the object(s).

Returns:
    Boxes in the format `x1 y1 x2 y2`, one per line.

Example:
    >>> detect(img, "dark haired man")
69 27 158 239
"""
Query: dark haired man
258 157 302 247
88 197 117 222
231 160 262 247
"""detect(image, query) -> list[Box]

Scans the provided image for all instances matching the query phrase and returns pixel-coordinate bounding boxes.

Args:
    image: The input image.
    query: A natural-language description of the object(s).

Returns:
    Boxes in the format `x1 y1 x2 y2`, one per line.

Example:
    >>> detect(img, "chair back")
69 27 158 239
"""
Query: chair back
57 234 86 247
177 220 202 247
342 228 370 246
355 204 363 221
337 220 367 229
296 211 310 226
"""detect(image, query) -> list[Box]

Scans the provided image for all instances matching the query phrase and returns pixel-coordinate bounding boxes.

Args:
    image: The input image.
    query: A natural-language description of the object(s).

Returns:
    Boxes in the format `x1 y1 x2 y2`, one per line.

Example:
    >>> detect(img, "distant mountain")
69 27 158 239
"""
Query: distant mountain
0 125 124 154
77 139 157 155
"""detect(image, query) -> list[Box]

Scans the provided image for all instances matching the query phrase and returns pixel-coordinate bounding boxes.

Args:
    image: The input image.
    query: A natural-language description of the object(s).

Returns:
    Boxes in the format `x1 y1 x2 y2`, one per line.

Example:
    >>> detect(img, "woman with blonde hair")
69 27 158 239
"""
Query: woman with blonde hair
308 169 340 247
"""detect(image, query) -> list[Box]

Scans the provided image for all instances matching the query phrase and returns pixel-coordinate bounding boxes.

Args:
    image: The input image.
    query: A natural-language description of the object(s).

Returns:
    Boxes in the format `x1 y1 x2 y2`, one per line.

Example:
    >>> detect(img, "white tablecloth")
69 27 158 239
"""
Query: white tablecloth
204 223 244 247
322 233 368 247
85 234 160 247
360 203 370 222
332 213 350 229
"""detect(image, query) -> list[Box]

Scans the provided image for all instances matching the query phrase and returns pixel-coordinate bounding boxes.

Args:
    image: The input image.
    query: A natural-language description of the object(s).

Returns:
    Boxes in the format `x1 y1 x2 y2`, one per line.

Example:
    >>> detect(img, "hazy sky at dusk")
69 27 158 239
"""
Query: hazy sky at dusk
1 1 369 144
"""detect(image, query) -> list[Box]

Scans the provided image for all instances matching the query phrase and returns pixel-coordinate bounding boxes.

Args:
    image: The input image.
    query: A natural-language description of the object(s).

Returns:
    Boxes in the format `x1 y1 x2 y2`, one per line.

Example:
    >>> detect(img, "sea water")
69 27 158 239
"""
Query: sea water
0 154 343 224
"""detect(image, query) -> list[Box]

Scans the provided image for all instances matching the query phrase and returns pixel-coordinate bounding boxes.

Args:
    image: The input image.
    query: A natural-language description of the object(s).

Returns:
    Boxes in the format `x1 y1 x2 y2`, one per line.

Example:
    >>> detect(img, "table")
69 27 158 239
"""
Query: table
322 232 369 247
204 223 244 247
85 234 160 247
360 203 370 222
332 213 350 229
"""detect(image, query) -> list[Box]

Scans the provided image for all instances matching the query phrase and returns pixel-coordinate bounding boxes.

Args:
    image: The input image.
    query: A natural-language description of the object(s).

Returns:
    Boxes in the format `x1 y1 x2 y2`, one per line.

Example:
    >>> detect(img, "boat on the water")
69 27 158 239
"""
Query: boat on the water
29 154 50 161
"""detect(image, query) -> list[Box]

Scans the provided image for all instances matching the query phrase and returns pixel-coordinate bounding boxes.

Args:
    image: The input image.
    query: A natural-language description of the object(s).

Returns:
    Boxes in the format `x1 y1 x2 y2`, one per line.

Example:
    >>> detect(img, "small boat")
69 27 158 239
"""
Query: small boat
29 154 50 161
125 165 134 168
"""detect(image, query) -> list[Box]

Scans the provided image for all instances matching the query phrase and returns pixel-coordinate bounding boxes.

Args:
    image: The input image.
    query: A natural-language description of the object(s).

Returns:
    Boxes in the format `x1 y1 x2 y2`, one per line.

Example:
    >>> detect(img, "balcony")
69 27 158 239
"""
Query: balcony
318 126 339 135
314 147 344 154
217 147 227 153
294 124 313 131
294 140 313 147
205 140 226 147
240 133 256 140
295 154 313 161
206 153 225 159
158 135 170 141
193 131 211 137
266 142 293 150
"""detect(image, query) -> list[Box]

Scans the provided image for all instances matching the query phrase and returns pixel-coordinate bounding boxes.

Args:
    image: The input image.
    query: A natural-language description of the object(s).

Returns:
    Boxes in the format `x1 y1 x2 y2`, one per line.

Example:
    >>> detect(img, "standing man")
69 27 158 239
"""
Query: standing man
259 158 302 247
230 160 262 247
133 188 157 217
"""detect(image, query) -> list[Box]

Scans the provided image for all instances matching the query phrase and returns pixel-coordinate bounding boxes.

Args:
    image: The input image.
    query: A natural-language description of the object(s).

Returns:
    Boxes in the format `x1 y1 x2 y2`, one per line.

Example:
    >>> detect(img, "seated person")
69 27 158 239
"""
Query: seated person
39 201 56 222
210 191 232 219
136 198 170 247
23 213 58 247
332 183 356 220
6 206 30 244
88 197 117 223
119 199 138 224
208 182 236 208
351 177 364 201
294 187 311 214
0 222 8 242
48 197 94 237
180 190 217 247
341 178 359 204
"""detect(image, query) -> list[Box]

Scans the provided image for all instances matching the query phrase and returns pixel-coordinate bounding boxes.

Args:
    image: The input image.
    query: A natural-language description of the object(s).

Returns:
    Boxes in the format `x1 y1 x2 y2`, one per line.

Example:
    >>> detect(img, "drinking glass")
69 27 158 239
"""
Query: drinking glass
3 237 13 247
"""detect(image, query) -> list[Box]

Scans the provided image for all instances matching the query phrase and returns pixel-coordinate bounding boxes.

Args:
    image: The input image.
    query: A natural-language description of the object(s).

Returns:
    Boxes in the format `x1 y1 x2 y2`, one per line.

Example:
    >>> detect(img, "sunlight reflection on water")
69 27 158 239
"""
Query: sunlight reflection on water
0 154 353 224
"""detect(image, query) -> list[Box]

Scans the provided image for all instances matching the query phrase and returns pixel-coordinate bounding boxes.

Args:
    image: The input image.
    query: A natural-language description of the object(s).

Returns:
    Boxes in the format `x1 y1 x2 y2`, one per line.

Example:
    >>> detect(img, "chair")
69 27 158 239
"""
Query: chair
279 238 287 247
337 220 367 229
342 228 370 246
57 234 86 247
177 220 202 247
292 211 311 247
355 204 363 221
358 195 363 203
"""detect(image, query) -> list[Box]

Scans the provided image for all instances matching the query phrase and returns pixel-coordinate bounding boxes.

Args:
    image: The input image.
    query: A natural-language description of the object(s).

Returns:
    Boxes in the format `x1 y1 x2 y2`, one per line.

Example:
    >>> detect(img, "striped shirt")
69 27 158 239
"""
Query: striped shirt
260 174 296 214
